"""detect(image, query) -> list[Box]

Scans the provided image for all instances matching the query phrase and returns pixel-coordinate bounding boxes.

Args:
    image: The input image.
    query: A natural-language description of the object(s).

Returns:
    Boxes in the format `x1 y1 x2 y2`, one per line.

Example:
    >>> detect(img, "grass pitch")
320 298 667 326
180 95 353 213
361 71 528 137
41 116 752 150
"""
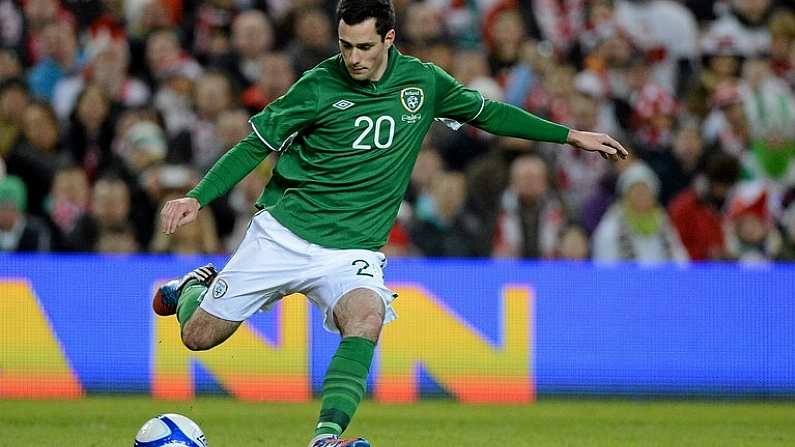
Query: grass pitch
0 396 793 446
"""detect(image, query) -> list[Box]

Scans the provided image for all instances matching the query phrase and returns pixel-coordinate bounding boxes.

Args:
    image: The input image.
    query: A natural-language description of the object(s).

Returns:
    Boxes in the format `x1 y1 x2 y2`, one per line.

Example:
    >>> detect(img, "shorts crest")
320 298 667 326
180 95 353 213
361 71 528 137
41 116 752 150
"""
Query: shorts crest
212 279 228 299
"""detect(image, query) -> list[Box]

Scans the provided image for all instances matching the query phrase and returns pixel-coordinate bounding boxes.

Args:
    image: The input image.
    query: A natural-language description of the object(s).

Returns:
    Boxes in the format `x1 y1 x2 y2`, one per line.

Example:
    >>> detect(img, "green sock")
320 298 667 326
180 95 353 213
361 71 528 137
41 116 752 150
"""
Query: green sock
314 336 375 437
176 280 207 330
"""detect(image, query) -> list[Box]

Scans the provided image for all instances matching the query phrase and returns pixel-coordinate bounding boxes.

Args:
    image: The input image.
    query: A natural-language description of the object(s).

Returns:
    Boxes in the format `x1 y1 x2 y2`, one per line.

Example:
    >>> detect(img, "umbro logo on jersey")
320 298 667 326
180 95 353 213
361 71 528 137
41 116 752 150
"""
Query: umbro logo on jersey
332 100 355 110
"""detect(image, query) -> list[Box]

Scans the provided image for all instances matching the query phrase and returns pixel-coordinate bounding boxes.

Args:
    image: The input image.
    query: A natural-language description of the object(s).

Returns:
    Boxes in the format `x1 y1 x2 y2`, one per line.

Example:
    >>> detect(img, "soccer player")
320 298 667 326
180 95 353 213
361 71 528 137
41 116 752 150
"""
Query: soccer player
155 1 628 446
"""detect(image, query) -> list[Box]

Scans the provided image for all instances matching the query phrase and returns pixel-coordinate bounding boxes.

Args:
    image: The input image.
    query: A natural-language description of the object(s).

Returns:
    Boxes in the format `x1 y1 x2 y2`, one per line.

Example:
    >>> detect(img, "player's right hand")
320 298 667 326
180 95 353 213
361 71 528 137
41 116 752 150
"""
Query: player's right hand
567 129 629 161
160 197 200 235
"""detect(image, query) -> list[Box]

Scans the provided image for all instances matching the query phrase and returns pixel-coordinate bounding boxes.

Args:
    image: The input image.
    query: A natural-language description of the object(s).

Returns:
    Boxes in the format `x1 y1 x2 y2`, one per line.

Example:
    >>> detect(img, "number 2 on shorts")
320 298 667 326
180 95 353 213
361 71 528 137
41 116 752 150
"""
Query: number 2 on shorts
352 259 374 277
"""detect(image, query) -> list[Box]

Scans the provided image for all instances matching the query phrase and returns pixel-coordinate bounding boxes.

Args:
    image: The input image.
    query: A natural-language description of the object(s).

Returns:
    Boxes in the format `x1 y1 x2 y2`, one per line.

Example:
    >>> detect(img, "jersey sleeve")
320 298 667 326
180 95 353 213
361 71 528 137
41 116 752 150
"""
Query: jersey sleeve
430 63 569 143
431 63 485 130
248 72 319 152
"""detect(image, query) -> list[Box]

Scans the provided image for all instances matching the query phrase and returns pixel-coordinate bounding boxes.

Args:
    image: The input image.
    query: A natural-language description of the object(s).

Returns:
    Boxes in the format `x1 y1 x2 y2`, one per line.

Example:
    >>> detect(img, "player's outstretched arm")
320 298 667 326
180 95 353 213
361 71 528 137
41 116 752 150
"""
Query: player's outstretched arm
465 99 629 161
566 129 629 161
160 197 200 235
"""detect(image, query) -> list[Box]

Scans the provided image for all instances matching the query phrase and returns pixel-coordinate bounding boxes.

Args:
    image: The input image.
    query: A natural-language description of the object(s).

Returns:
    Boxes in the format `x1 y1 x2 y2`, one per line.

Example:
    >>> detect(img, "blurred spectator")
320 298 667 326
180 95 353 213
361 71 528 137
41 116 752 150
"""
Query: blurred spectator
555 91 612 211
630 83 677 155
46 164 90 250
152 63 200 138
27 20 84 101
527 63 576 125
0 0 23 50
725 182 782 263
669 153 742 261
126 0 175 40
523 0 587 57
172 71 233 171
702 81 752 157
453 49 492 91
241 52 296 112
648 121 707 205
401 3 443 49
287 7 337 73
593 161 688 263
709 0 776 57
462 152 510 256
0 175 50 251
216 108 251 149
553 222 590 261
0 49 23 83
0 79 29 157
409 171 480 257
484 7 527 77
688 16 748 117
580 156 634 234
96 223 139 253
66 174 143 252
493 154 565 259
769 9 795 84
614 0 699 94
53 38 149 121
21 0 66 66
406 146 444 205
190 0 237 62
117 119 167 175
778 201 795 261
741 58 795 189
145 29 202 86
382 201 416 258
5 101 60 217
219 9 274 89
62 84 118 181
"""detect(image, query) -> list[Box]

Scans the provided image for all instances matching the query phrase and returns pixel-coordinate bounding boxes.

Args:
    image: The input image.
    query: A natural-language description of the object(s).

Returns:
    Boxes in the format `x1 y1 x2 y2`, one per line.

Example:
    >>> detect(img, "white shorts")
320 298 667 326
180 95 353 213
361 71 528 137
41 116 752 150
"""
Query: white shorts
200 210 397 333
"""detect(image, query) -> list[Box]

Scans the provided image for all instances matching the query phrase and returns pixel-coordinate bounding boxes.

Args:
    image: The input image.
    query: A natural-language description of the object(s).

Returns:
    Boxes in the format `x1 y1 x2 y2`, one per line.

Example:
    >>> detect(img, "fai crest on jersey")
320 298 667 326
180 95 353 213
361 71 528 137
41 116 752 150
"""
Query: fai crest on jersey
212 279 228 299
400 87 424 113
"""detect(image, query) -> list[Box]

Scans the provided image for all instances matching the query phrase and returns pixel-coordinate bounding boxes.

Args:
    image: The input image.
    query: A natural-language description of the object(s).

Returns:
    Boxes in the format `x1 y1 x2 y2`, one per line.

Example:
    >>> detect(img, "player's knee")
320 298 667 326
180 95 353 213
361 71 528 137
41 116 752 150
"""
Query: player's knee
337 302 384 340
342 315 382 341
334 288 386 340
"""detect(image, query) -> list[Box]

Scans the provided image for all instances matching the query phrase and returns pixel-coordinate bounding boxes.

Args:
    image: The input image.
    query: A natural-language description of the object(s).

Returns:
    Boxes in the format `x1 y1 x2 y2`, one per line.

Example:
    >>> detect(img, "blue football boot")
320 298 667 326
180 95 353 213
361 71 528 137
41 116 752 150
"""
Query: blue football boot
308 434 370 447
152 264 217 316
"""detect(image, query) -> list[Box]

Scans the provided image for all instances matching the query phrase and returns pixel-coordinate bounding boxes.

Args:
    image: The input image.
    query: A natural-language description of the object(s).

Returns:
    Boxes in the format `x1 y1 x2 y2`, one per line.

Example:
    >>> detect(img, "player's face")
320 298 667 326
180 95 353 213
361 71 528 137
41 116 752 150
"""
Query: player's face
338 18 395 82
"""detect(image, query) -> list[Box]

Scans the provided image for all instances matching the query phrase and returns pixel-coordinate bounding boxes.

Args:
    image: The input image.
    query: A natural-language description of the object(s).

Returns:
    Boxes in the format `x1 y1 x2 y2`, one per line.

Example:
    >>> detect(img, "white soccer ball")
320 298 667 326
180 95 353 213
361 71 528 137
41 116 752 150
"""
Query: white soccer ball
134 413 207 447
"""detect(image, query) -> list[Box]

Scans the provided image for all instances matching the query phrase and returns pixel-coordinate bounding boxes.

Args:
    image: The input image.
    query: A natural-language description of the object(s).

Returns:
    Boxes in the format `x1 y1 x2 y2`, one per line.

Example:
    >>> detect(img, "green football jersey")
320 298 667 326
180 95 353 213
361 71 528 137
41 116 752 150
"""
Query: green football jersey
188 47 570 251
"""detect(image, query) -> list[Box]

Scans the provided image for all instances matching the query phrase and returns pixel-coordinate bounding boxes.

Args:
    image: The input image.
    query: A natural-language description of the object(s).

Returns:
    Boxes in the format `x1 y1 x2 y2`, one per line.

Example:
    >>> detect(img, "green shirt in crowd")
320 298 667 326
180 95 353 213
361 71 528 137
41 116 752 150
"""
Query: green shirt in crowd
187 47 570 251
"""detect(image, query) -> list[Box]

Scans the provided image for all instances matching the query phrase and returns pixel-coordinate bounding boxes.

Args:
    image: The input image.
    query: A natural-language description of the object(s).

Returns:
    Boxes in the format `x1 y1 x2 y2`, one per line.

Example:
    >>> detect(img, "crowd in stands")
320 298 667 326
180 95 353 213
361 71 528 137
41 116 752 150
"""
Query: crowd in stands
1 0 794 264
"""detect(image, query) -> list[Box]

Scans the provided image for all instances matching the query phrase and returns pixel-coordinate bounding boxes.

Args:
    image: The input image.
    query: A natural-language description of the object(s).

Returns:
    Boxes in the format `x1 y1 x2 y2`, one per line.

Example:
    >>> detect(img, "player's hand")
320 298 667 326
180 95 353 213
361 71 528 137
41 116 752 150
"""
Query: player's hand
160 197 200 235
567 129 629 161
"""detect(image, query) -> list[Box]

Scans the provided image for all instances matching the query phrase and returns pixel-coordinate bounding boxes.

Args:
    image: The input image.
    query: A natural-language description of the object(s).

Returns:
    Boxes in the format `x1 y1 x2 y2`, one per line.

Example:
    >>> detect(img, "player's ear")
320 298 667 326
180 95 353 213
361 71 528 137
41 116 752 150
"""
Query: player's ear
384 29 396 48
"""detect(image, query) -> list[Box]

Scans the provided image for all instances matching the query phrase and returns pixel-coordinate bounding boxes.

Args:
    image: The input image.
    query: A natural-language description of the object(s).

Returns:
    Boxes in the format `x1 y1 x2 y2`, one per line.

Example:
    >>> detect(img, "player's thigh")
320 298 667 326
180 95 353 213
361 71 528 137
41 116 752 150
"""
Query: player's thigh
182 308 242 351
306 249 397 335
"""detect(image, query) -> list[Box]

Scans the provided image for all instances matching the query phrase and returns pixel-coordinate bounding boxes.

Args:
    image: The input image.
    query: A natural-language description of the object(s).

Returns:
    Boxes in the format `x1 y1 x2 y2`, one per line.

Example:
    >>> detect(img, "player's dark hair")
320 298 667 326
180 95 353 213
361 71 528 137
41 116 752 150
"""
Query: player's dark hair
336 0 395 40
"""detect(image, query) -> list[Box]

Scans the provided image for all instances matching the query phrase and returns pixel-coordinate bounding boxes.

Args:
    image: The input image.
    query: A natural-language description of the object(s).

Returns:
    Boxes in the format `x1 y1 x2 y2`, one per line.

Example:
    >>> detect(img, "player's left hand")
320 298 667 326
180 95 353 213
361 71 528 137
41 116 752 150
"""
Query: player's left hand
566 129 629 161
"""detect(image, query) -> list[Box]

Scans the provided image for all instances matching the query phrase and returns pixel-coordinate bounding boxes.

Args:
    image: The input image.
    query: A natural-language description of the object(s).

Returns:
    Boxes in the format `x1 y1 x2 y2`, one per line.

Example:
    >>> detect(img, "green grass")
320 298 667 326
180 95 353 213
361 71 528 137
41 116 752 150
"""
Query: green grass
0 397 793 446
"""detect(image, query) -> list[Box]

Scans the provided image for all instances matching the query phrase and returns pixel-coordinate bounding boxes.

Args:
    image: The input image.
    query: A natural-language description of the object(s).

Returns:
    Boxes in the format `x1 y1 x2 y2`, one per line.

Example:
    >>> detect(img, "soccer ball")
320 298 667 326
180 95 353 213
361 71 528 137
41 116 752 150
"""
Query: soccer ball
134 413 207 447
